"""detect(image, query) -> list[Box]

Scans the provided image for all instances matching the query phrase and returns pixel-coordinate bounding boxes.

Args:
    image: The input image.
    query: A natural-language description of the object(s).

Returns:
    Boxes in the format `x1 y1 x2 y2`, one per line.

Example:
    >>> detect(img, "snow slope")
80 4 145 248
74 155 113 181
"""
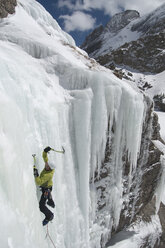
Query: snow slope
0 0 163 248
124 70 165 98
96 20 141 57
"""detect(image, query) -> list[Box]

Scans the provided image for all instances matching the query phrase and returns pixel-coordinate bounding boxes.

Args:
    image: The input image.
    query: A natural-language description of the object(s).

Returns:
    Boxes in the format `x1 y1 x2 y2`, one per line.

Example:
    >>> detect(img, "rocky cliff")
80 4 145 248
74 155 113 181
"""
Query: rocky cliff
0 0 17 18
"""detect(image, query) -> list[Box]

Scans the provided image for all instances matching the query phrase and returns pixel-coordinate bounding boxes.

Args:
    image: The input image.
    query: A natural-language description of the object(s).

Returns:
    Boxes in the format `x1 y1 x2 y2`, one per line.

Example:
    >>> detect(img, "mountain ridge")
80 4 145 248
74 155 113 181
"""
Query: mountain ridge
81 4 165 73
81 4 165 112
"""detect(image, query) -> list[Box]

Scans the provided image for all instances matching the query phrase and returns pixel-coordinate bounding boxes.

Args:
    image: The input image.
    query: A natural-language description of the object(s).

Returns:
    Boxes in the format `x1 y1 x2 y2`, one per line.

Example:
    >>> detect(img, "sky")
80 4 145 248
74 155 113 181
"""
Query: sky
36 0 165 46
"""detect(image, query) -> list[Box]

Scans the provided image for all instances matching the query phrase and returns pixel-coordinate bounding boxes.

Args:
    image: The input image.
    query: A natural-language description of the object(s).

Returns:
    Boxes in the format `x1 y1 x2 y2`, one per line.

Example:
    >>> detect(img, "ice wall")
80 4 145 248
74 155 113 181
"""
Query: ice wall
0 1 148 248
57 67 145 247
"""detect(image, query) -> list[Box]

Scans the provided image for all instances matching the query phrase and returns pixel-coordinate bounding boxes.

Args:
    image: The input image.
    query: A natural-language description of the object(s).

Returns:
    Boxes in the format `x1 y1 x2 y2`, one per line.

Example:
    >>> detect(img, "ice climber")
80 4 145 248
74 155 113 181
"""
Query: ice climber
33 146 55 226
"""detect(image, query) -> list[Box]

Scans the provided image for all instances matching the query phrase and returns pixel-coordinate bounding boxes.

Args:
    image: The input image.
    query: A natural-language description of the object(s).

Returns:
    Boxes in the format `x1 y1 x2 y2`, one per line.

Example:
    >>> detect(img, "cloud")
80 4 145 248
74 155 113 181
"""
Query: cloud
59 11 96 32
58 0 165 16
118 0 165 15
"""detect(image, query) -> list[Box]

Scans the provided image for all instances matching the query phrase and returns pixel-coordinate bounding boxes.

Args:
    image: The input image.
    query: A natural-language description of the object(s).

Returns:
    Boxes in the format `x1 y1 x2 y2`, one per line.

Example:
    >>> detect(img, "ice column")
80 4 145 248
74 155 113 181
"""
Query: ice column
70 88 93 246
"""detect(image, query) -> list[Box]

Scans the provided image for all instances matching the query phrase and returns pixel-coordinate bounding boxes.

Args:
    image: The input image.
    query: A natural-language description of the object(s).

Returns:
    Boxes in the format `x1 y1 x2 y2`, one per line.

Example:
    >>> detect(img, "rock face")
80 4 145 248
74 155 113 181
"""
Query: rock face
81 4 165 74
0 0 17 18
154 94 165 112
80 25 104 56
131 5 165 35
97 32 165 73
92 95 164 247
106 10 140 33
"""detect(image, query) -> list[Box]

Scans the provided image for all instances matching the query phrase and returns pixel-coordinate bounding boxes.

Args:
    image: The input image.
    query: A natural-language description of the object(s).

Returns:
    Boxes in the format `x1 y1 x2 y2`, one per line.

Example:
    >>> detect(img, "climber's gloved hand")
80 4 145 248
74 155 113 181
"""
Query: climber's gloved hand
33 166 39 177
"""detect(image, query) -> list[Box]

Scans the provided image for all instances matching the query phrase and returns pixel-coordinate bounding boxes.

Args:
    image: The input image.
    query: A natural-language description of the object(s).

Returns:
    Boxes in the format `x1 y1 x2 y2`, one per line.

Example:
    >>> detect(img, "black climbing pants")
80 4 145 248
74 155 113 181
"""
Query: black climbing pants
39 187 55 220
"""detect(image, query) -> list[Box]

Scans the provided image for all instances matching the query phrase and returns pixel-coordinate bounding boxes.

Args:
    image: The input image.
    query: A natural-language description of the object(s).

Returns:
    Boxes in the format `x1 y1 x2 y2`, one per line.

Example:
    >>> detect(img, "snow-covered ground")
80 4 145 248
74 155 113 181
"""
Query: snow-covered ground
125 70 165 141
122 69 165 140
0 0 164 248
132 71 165 98
119 69 165 98
107 215 161 248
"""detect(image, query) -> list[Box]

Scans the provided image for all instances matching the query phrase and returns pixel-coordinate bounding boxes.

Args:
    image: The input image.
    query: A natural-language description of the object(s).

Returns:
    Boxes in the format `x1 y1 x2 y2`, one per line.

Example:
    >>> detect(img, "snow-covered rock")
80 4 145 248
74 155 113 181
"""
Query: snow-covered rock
106 10 140 34
97 32 165 73
132 4 165 35
0 0 17 18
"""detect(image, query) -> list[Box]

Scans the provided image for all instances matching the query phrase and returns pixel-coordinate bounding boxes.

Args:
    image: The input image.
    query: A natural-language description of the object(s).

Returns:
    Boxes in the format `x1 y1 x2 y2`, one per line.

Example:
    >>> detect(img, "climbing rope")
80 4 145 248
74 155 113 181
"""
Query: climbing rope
45 224 56 248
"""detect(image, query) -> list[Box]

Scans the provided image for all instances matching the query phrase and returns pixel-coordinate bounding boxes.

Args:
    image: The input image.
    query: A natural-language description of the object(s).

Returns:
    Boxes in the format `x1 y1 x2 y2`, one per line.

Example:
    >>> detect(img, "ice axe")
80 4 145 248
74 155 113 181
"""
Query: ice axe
51 146 65 154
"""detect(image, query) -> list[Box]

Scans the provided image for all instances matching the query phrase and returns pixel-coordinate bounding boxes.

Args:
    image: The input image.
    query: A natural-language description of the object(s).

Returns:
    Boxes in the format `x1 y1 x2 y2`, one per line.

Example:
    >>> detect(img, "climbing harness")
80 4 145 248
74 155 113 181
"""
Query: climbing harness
45 224 56 248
